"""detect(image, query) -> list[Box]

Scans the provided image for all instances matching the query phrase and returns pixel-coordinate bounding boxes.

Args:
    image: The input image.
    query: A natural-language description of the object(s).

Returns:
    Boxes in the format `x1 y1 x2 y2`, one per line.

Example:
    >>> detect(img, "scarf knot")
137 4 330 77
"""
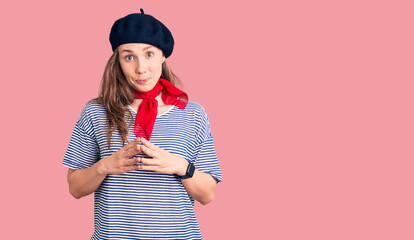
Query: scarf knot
133 78 188 140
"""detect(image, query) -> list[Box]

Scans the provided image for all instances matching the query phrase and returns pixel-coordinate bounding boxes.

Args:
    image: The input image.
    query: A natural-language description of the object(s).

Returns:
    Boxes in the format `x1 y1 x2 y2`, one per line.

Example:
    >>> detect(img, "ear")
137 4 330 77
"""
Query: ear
162 56 166 63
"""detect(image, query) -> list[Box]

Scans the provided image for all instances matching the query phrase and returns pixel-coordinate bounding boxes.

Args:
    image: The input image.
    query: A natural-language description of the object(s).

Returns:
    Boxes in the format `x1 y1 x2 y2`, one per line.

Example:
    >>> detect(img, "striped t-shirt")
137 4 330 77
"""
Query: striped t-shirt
63 99 222 240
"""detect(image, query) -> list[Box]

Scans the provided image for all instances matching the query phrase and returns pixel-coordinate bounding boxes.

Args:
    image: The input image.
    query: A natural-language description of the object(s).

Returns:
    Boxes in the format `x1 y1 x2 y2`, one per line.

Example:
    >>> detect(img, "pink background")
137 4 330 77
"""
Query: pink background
1 0 413 239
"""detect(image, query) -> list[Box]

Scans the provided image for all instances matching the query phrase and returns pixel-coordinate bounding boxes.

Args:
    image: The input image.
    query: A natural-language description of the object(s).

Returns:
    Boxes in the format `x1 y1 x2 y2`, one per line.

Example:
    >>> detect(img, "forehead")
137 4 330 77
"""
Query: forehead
118 43 161 53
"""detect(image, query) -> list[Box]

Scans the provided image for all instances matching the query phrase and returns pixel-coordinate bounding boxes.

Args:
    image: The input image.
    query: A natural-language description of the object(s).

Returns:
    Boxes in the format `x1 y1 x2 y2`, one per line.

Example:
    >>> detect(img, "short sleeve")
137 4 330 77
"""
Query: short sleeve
62 104 100 169
192 107 222 183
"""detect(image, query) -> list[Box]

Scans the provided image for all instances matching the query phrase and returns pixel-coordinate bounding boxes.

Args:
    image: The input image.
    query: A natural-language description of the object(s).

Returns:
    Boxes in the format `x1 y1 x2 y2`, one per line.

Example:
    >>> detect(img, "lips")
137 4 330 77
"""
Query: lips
136 78 149 84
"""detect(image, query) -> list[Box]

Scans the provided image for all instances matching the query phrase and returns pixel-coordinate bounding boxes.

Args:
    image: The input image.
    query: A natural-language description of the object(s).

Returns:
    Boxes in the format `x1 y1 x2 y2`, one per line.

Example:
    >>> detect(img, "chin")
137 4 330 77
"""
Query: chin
133 83 157 92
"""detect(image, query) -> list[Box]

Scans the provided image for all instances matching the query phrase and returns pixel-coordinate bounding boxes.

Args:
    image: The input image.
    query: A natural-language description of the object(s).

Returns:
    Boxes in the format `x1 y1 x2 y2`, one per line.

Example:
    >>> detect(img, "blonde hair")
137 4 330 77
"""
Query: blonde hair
98 48 180 148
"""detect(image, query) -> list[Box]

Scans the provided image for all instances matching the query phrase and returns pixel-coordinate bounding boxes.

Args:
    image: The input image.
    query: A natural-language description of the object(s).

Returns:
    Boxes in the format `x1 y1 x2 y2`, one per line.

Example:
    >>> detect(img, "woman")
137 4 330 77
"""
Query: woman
63 9 222 239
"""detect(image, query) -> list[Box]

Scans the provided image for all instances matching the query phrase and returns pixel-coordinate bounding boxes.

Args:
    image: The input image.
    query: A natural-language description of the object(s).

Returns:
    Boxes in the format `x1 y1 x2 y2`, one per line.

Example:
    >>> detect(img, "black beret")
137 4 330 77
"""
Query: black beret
109 9 174 58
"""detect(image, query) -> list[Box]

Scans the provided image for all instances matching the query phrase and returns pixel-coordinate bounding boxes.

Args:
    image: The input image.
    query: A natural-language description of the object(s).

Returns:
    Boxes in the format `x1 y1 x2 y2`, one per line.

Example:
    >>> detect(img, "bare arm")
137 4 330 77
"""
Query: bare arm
181 170 217 205
67 163 107 199
67 138 142 199
139 138 217 205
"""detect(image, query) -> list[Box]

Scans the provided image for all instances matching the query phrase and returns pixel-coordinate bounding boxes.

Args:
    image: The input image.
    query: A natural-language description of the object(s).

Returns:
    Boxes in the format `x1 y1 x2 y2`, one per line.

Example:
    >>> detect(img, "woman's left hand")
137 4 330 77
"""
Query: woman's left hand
138 138 189 176
139 138 217 205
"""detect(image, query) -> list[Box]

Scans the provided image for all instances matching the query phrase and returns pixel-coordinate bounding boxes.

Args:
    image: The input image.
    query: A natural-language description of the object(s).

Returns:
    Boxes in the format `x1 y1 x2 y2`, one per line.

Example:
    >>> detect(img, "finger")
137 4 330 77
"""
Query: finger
123 145 142 158
139 157 157 166
139 164 157 172
123 138 141 151
140 137 158 150
124 157 140 166
141 145 157 158
123 164 141 173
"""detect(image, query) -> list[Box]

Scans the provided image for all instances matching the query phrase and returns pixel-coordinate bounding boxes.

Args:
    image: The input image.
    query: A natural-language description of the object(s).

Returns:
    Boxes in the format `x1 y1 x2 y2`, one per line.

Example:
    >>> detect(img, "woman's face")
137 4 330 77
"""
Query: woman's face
118 43 166 92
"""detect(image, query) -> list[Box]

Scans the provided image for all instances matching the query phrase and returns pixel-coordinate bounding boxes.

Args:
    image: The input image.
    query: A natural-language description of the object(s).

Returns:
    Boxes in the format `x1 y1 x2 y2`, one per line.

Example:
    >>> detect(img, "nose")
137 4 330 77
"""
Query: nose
135 58 147 74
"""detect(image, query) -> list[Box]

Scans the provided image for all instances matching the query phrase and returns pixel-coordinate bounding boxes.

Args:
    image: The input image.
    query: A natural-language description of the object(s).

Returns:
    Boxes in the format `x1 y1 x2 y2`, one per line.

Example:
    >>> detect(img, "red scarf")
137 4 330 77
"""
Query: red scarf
133 78 188 140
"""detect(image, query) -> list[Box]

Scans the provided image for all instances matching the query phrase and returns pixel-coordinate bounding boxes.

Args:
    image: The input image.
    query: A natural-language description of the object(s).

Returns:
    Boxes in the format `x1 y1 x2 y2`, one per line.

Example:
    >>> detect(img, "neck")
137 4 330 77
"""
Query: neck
130 93 165 111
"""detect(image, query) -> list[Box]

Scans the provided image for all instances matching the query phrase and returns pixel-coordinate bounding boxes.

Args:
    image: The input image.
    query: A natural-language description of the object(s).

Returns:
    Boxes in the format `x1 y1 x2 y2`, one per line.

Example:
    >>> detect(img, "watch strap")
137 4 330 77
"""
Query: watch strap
179 162 195 179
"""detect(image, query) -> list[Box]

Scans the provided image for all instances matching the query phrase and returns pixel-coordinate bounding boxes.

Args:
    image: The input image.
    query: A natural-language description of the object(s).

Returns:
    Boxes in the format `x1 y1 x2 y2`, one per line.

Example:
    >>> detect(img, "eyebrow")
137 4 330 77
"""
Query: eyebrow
121 46 154 54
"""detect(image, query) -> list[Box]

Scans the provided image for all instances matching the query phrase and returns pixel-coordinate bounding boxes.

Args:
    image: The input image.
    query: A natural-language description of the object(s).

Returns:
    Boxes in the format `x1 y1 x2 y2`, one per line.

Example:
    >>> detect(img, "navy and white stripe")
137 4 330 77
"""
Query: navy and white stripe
63 99 222 240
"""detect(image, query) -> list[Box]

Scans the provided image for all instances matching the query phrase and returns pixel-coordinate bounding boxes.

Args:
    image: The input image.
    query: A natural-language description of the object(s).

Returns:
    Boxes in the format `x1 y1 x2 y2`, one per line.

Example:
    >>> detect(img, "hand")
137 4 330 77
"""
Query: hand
139 137 189 176
98 138 142 175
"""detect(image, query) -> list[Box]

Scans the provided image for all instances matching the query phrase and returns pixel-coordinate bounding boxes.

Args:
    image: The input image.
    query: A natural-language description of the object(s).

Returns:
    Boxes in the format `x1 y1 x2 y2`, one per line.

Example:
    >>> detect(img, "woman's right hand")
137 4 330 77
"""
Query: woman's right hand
98 138 142 175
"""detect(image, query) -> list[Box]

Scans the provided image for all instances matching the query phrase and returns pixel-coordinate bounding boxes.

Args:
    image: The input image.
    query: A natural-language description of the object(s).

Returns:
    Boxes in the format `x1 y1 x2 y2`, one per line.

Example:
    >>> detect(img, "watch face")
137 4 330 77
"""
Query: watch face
187 162 195 177
180 162 195 179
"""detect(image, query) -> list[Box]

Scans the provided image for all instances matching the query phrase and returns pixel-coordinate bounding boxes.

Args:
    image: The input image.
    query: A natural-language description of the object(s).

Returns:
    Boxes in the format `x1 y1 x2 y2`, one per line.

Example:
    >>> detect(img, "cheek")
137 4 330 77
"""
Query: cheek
149 60 163 76
120 62 135 79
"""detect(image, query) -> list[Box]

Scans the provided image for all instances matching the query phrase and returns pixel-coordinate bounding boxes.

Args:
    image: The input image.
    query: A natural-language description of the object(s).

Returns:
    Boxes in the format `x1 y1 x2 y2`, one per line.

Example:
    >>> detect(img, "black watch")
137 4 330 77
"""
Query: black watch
178 162 195 179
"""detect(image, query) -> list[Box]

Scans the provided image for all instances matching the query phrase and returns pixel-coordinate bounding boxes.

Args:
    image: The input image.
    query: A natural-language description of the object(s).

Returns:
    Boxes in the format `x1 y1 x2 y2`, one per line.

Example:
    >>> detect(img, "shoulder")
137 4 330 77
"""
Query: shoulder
183 101 209 121
81 98 107 117
84 98 105 112
183 101 211 128
183 101 213 142
185 101 207 115
76 98 107 126
73 99 108 134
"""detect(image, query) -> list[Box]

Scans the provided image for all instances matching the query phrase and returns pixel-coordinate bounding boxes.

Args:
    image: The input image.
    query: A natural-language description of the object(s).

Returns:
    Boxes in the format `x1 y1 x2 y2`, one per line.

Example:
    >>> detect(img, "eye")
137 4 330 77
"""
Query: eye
146 52 154 58
125 55 134 61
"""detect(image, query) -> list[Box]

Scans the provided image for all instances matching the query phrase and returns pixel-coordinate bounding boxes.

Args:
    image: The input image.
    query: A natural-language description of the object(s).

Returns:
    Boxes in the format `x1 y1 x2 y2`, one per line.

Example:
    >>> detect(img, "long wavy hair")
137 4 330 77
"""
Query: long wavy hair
98 48 180 149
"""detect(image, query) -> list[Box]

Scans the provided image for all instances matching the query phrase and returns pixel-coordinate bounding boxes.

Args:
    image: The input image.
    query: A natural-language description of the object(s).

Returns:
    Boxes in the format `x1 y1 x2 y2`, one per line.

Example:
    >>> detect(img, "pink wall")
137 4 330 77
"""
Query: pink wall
1 0 413 239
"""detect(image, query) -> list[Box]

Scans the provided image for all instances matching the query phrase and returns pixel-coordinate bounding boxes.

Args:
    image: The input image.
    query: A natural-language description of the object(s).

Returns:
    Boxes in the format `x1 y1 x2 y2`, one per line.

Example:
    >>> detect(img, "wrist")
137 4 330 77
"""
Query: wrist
176 157 189 176
96 158 107 175
177 159 195 179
